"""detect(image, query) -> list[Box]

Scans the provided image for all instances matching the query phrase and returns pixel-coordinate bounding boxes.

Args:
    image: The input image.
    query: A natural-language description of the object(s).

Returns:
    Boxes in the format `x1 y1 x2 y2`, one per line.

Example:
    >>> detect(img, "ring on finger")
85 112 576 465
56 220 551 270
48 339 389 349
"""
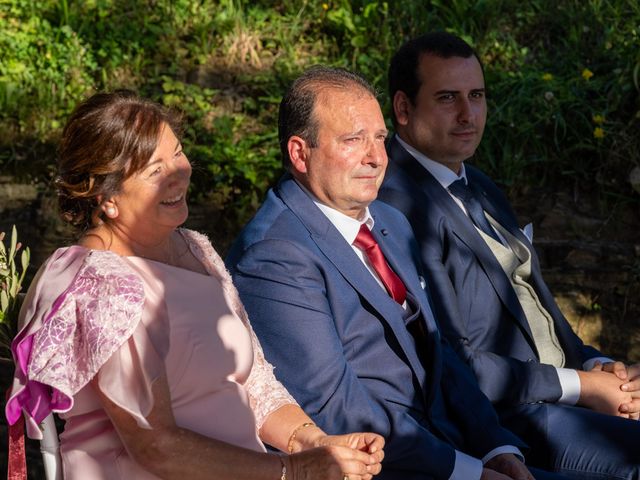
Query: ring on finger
343 475 349 480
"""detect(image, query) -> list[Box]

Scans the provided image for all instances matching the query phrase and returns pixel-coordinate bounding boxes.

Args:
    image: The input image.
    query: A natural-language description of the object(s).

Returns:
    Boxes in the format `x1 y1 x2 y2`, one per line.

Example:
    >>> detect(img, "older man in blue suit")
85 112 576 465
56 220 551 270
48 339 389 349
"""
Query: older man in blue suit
226 66 568 480
378 32 640 478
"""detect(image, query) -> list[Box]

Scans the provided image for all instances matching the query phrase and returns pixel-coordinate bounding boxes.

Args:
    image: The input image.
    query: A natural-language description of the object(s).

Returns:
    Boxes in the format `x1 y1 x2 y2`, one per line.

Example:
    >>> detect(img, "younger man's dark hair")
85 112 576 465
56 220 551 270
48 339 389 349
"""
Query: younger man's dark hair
388 32 481 126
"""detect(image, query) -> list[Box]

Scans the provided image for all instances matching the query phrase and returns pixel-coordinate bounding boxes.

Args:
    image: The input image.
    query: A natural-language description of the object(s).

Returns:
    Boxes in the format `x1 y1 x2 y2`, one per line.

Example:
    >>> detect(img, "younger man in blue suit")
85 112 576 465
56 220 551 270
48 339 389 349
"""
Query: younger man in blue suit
227 66 566 480
378 31 640 477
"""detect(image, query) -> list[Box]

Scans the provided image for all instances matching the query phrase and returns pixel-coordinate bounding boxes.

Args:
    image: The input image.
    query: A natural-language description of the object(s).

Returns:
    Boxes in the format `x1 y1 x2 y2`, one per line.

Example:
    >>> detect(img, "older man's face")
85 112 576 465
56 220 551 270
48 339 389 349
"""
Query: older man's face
294 87 388 220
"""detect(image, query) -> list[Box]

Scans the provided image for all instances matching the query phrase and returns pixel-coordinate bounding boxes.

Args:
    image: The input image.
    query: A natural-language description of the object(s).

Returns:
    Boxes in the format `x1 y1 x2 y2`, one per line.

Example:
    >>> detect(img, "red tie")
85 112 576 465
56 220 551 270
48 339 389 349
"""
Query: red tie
353 224 407 304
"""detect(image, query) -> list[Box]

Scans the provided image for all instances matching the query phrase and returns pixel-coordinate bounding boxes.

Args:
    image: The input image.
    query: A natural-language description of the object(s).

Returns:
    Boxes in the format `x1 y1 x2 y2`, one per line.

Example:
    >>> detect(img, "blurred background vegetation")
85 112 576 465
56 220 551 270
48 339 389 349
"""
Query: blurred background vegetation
1 0 638 250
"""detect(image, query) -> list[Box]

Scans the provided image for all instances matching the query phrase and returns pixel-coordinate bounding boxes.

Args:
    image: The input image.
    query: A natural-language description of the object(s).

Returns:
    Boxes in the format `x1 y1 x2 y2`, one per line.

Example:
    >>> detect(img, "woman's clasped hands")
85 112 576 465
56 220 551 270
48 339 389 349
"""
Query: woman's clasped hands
285 431 384 480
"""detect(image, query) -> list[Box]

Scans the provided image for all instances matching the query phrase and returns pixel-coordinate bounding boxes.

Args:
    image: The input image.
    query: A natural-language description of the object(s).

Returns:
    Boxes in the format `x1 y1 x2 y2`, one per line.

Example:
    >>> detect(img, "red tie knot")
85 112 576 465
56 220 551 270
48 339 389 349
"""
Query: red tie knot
354 224 377 251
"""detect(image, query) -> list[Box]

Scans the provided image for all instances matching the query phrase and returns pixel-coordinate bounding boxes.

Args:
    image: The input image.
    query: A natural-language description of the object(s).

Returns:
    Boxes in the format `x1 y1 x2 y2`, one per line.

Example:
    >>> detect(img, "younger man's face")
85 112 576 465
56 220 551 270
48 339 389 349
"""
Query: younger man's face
395 53 487 173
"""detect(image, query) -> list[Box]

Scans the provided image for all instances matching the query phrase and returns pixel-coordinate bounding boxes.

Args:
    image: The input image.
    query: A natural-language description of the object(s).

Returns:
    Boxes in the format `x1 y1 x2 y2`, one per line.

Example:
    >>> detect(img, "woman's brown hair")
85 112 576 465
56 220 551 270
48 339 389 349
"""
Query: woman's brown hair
56 90 181 233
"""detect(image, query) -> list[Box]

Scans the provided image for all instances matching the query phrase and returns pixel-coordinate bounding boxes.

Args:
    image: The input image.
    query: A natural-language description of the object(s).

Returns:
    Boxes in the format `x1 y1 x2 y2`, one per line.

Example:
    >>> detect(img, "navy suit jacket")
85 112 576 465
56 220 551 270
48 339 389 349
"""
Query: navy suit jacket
379 136 602 408
226 174 523 480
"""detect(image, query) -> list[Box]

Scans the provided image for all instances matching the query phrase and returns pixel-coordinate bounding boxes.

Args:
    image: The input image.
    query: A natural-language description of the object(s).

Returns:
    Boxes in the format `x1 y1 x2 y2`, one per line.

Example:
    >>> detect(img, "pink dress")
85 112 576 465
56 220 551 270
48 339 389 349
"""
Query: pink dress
6 229 296 479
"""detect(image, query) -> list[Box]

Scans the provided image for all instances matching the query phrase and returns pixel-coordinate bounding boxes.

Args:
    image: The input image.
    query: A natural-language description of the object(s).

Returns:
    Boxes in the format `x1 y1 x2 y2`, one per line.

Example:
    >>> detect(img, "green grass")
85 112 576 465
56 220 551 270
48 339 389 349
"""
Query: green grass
1 0 638 234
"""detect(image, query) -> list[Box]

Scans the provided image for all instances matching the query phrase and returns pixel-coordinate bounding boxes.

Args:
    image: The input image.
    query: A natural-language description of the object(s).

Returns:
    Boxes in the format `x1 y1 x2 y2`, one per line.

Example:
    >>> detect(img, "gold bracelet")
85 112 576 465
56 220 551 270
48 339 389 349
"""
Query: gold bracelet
287 422 315 454
278 454 287 480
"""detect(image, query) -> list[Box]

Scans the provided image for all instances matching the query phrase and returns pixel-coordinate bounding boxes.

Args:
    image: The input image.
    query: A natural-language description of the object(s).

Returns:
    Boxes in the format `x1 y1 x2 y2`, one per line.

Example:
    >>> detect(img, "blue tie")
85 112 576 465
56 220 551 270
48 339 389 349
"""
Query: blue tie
448 179 502 244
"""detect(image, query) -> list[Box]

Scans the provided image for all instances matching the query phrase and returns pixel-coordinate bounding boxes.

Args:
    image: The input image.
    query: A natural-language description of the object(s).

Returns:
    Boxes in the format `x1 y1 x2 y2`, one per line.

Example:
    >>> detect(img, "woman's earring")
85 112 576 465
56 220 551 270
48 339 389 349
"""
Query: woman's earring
105 207 116 218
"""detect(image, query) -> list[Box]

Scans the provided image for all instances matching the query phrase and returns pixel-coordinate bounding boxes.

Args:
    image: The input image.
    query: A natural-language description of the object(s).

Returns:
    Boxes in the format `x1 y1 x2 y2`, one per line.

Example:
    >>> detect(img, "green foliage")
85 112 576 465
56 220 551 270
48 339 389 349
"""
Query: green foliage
0 0 639 244
473 0 640 191
0 226 30 360
0 0 96 142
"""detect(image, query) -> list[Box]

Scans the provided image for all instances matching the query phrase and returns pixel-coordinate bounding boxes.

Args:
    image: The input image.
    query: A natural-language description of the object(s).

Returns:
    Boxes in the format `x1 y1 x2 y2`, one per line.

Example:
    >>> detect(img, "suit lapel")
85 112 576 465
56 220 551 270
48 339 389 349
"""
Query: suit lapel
470 173 586 365
277 177 430 393
469 176 530 247
370 215 442 401
389 139 537 345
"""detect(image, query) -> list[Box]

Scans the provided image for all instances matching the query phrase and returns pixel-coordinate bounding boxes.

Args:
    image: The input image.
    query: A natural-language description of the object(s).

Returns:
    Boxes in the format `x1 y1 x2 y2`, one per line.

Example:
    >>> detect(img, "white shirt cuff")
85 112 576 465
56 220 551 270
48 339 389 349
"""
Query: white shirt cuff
556 367 581 404
482 445 524 464
449 450 483 480
448 446 524 480
583 356 615 371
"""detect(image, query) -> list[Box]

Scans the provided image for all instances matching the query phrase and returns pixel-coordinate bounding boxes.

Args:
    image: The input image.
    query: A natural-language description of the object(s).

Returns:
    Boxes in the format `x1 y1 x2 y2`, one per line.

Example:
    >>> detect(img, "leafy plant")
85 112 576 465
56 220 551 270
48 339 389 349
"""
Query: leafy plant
0 225 30 361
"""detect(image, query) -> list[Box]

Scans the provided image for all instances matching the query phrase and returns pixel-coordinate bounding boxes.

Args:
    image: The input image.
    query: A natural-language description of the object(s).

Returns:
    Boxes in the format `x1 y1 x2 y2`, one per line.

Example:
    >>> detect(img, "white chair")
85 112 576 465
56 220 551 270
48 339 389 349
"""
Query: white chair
39 413 62 480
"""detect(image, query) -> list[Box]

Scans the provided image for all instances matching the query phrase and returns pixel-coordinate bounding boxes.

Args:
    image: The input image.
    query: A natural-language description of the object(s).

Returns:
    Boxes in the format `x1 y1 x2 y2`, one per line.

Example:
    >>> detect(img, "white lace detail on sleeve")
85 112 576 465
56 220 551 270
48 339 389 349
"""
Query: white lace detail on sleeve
28 251 145 399
181 229 297 428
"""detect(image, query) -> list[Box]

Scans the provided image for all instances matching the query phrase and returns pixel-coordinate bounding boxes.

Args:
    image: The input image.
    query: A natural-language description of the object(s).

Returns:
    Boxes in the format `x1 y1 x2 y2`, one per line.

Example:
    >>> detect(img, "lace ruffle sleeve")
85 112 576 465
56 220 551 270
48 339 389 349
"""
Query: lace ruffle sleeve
182 229 297 428
6 248 164 436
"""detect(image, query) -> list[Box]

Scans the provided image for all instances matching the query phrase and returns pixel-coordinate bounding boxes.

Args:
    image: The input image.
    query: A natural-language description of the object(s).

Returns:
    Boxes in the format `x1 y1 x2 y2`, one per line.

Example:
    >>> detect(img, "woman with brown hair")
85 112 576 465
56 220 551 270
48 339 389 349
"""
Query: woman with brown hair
6 90 384 480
